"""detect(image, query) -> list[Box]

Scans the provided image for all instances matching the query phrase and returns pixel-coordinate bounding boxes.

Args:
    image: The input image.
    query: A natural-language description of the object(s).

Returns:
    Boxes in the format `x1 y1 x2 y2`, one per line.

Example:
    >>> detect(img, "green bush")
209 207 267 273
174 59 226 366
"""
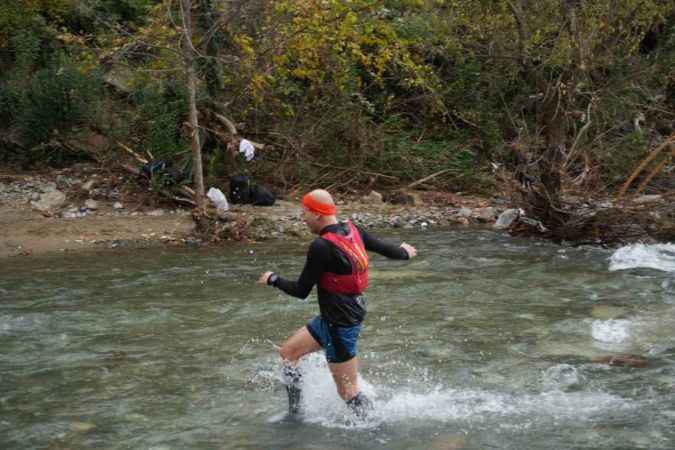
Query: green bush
0 82 20 123
17 57 103 147
133 84 188 160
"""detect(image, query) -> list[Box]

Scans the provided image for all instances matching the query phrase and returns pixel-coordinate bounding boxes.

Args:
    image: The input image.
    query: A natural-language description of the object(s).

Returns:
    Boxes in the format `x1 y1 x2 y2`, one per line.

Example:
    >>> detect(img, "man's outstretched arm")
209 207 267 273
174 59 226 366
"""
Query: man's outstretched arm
358 226 417 259
257 239 329 298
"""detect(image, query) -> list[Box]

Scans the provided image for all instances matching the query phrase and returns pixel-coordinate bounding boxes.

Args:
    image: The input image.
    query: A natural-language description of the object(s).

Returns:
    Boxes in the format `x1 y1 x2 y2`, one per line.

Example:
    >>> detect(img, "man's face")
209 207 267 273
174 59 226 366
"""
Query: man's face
302 208 321 233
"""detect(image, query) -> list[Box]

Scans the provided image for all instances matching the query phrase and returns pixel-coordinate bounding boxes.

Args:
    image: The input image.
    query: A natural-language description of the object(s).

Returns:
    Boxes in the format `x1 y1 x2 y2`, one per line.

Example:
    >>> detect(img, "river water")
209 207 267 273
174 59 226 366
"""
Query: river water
1 230 674 450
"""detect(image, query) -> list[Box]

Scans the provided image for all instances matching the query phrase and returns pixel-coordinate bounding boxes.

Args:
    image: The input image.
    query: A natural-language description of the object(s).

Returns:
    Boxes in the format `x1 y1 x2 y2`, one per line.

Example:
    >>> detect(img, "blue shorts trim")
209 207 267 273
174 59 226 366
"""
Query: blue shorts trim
306 315 362 363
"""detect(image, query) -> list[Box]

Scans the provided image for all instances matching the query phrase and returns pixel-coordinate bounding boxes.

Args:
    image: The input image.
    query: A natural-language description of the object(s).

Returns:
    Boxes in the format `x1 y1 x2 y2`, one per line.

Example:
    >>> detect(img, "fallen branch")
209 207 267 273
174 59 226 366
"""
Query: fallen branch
634 153 670 196
309 162 399 181
201 120 266 150
408 168 453 188
181 185 197 197
118 142 148 164
172 195 197 206
616 134 675 200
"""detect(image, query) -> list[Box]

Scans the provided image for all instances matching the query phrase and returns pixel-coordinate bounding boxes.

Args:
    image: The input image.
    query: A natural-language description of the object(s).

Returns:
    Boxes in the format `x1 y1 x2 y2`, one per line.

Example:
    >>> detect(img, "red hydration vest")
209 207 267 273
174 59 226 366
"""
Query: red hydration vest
319 221 369 295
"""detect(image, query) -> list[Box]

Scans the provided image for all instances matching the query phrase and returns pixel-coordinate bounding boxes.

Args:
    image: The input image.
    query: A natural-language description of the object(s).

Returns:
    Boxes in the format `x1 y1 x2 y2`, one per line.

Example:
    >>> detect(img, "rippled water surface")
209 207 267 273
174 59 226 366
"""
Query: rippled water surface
1 231 674 449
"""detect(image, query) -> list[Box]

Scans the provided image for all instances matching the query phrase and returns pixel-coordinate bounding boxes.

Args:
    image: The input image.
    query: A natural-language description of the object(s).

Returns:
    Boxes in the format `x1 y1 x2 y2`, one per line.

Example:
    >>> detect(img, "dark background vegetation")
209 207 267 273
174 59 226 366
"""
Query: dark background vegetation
1 0 673 198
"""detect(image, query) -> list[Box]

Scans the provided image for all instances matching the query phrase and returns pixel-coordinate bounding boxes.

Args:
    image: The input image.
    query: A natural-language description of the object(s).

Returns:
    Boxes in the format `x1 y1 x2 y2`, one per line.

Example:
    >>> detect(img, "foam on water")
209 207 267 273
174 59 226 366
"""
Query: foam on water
542 364 584 391
609 243 675 272
267 353 633 430
591 319 632 344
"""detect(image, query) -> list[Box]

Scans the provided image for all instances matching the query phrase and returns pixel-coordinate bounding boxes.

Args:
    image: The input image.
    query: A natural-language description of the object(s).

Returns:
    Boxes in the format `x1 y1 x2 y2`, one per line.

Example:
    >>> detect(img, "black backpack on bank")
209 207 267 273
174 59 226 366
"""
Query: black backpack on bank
229 175 275 206
250 184 275 206
229 175 251 204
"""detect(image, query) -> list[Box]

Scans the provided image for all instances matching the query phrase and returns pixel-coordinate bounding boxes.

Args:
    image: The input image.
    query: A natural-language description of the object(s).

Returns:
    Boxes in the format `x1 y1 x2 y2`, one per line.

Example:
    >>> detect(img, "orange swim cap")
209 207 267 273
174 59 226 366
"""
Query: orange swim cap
302 193 336 216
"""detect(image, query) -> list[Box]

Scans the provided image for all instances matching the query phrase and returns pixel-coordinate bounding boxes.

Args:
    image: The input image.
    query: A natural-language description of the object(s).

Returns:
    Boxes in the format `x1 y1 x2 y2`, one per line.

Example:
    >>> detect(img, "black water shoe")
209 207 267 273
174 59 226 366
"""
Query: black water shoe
346 392 373 419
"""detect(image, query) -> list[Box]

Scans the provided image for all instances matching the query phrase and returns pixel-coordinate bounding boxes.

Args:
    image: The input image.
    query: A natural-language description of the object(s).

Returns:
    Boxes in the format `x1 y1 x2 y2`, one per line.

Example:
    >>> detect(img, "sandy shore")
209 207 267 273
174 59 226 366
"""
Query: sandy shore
0 170 504 258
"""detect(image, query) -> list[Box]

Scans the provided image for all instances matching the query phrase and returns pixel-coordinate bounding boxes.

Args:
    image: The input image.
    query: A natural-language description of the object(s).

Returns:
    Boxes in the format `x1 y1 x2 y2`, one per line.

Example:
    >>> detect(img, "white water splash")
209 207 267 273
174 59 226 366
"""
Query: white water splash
591 319 632 344
270 353 632 430
542 364 584 391
609 243 675 272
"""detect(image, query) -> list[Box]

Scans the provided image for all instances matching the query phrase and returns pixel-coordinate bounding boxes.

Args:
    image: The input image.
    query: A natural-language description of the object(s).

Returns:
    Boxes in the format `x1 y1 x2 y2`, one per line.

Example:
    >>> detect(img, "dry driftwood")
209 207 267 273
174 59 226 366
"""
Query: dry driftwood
408 168 453 188
616 134 675 200
508 140 675 245
118 142 148 164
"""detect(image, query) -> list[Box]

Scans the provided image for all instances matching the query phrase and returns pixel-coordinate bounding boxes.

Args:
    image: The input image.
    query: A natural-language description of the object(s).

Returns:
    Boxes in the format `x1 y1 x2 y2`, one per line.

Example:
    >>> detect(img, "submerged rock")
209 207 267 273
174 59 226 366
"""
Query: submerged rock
591 305 626 320
70 421 96 432
592 354 649 368
430 434 466 450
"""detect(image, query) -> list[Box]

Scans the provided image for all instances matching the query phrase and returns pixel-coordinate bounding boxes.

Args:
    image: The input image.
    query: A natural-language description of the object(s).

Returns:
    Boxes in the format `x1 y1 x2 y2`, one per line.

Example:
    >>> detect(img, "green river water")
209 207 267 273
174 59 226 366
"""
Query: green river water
1 229 674 450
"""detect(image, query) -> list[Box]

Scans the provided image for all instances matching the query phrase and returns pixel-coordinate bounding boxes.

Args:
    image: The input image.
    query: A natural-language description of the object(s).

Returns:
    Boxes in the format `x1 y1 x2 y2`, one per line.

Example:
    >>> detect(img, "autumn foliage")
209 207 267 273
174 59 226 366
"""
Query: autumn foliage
0 0 673 197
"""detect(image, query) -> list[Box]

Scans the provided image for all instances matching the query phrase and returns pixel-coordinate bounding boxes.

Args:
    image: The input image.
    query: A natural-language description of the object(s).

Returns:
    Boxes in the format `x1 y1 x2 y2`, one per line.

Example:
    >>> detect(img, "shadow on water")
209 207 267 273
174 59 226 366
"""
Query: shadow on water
1 232 674 449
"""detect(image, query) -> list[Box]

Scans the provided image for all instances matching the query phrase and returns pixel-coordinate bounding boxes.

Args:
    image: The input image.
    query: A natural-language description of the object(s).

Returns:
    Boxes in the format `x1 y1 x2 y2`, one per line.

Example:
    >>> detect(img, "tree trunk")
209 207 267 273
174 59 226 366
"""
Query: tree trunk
181 0 206 213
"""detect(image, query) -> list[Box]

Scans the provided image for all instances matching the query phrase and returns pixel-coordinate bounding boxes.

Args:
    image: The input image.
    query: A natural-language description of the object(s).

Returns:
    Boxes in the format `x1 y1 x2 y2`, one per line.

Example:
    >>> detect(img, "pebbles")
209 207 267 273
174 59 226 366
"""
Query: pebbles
0 179 58 204
246 205 499 240
2 173 512 255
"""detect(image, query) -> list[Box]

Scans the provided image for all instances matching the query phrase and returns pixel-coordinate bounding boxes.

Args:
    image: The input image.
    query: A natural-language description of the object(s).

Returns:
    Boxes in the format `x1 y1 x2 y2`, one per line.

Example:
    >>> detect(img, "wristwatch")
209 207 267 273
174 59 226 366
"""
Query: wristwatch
267 273 279 286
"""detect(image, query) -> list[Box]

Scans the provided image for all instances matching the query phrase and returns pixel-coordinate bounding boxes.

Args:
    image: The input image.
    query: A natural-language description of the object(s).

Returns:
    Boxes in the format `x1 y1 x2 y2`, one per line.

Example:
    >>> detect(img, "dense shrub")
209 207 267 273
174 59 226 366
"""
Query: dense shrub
17 58 103 146
132 83 188 160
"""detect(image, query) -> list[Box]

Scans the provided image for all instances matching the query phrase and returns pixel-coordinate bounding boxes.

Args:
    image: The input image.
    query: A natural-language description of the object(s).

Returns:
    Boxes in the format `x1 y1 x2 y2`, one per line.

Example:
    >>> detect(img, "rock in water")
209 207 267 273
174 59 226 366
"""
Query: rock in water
592 354 649 368
494 208 521 229
591 305 626 320
70 421 96 432
430 434 466 450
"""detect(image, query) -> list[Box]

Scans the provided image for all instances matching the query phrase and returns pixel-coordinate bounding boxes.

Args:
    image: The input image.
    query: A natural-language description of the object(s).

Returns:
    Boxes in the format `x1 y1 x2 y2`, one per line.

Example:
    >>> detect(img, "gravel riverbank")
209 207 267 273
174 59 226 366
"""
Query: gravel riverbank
0 168 509 258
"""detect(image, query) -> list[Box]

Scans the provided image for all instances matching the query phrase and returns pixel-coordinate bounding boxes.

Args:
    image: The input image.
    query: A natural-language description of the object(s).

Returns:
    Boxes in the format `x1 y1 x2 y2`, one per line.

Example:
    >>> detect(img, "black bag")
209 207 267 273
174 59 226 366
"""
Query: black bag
229 175 251 204
142 160 166 178
141 160 184 186
250 184 276 206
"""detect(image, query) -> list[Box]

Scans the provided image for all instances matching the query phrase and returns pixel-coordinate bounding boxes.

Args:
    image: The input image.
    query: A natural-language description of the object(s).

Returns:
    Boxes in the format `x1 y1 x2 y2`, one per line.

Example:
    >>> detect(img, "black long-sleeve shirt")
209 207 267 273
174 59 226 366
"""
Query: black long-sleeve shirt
271 222 409 326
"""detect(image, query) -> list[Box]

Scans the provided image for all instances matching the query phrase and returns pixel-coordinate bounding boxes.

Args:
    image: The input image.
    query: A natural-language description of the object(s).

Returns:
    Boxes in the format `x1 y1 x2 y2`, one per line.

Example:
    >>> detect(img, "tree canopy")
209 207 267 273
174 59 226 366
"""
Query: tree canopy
1 0 673 195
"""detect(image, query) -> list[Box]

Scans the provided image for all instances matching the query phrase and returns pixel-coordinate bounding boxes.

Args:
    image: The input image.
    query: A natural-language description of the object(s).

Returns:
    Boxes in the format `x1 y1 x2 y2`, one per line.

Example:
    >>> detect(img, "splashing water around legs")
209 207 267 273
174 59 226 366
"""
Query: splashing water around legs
282 366 302 416
346 392 374 419
3 233 675 449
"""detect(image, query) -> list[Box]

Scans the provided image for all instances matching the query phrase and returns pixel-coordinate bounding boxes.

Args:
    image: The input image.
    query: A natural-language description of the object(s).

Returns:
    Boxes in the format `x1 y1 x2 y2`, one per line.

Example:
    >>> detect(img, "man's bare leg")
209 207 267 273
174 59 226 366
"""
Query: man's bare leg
329 357 373 418
328 357 360 400
278 326 321 414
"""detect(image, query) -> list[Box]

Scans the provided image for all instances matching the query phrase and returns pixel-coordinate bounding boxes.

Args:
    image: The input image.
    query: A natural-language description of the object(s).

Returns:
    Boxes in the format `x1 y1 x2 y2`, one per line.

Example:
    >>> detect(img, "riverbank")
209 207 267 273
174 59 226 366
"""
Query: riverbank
0 166 509 258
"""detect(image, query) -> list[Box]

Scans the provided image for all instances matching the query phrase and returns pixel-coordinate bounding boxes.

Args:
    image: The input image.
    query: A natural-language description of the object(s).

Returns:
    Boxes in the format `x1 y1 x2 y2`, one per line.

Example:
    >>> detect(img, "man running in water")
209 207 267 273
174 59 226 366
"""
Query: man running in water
258 189 417 418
